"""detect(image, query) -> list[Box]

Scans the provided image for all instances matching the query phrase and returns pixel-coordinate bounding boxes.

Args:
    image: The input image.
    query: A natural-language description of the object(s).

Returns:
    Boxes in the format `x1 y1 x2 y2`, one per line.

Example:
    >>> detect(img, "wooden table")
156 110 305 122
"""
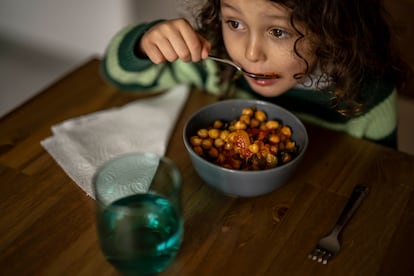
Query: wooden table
1 58 414 276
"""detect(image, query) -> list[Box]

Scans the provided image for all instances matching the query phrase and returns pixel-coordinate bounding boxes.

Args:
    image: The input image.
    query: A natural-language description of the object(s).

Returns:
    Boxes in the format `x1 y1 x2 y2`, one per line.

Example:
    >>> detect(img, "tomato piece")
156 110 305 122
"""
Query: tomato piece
229 130 253 158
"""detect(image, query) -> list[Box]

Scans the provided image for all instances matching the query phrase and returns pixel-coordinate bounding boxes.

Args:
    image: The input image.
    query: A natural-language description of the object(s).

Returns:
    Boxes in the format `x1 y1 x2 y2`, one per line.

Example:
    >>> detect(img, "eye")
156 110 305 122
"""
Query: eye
269 28 289 39
226 20 244 30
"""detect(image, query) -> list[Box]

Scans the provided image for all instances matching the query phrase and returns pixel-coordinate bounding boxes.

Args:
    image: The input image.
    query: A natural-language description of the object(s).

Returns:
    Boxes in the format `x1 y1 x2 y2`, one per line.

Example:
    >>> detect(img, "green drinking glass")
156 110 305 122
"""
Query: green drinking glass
93 152 183 275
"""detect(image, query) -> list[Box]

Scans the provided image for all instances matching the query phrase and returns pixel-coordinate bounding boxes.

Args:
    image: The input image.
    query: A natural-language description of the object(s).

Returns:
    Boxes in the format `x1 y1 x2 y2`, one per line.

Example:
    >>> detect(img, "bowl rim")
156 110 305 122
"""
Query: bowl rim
183 99 309 175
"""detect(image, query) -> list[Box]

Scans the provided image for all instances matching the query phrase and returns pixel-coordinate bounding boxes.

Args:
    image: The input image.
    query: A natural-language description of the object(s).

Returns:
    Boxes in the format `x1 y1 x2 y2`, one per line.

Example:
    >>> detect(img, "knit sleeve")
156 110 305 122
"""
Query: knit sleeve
100 21 222 94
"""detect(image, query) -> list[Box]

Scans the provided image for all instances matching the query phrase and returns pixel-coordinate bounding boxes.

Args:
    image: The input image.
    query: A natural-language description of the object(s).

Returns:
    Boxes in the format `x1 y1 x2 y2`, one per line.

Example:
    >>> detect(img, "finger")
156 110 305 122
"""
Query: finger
167 19 211 62
159 38 180 62
142 28 180 63
141 19 207 63
179 33 204 62
165 33 193 62
178 25 213 62
145 43 167 64
197 34 211 59
167 31 210 62
164 20 200 62
141 36 170 64
141 32 166 64
149 20 192 62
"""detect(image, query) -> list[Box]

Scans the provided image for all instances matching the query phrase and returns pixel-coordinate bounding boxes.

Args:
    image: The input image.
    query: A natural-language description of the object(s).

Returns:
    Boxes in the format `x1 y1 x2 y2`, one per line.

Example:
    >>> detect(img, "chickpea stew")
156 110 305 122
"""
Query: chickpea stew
189 107 299 170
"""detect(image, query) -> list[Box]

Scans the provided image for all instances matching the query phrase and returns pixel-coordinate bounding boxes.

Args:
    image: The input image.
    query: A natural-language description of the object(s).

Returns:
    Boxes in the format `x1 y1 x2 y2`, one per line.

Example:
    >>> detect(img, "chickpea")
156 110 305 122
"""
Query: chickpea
190 136 202 146
281 152 292 163
233 120 247 130
197 128 209 138
255 110 267 122
217 153 226 164
227 132 236 143
201 138 213 149
220 130 230 140
259 122 267 130
269 145 278 154
269 134 280 144
208 128 220 139
208 147 219 159
250 118 260 128
231 158 242 170
213 120 223 129
285 140 296 151
265 120 280 130
193 146 203 156
214 138 225 148
280 126 292 137
224 142 233 151
265 153 278 167
242 107 254 116
239 114 251 124
228 124 236 132
248 143 259 154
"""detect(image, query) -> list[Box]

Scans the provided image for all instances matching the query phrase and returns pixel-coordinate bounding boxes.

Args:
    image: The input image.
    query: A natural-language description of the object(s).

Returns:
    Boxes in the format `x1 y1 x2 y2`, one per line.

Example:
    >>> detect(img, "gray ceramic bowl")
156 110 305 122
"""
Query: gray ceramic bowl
183 99 308 197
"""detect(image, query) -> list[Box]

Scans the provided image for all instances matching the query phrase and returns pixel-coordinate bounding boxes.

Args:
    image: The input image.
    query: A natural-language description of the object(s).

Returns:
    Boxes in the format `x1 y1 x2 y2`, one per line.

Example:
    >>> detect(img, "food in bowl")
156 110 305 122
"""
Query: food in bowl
188 107 299 170
183 99 308 197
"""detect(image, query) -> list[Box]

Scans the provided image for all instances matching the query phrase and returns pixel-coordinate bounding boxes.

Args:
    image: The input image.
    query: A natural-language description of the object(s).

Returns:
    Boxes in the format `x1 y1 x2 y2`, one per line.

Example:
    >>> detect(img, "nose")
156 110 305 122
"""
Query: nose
244 34 265 62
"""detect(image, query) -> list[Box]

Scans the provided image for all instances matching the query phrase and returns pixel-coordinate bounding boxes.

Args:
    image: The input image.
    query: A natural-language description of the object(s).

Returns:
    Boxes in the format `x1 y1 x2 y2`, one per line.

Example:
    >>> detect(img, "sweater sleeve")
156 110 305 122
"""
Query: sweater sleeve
101 21 223 94
286 89 398 148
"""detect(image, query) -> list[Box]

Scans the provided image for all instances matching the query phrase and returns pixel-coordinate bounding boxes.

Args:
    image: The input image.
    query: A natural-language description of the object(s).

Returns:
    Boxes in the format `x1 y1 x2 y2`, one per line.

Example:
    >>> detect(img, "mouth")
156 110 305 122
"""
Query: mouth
246 71 281 80
260 72 281 79
247 75 280 86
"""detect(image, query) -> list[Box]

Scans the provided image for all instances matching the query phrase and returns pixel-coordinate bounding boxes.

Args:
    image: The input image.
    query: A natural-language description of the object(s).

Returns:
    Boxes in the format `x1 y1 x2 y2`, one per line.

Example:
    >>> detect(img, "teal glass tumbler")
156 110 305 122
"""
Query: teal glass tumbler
93 152 183 275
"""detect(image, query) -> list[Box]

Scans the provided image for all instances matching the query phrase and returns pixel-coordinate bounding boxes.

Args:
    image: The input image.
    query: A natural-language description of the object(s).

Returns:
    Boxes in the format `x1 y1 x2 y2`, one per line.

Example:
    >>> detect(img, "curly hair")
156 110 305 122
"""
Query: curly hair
188 0 409 116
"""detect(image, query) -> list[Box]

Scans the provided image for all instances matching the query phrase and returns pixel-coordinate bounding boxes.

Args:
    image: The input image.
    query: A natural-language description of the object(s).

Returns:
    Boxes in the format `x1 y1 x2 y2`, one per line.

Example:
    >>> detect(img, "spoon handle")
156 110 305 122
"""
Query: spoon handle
208 56 241 71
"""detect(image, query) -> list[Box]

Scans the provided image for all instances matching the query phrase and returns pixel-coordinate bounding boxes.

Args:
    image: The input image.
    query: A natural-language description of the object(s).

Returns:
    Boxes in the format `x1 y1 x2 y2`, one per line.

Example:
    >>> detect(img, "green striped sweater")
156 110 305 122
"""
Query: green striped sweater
101 21 398 148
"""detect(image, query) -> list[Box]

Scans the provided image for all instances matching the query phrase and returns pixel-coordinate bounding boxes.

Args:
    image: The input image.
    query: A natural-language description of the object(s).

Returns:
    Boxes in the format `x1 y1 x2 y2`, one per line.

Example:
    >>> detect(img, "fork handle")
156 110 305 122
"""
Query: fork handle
335 184 369 232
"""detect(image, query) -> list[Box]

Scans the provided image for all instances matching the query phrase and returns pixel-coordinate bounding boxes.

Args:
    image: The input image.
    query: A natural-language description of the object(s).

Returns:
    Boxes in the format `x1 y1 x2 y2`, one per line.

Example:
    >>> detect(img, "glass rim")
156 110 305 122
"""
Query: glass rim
92 152 182 207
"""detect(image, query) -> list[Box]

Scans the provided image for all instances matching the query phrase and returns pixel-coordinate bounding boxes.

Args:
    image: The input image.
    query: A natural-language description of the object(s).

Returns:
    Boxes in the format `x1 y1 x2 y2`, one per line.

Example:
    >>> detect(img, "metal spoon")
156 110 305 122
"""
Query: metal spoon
208 56 279 79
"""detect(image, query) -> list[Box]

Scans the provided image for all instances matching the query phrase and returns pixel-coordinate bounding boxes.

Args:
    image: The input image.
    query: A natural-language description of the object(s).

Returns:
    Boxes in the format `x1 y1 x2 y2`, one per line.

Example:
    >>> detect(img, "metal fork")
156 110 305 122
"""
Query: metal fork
308 184 369 264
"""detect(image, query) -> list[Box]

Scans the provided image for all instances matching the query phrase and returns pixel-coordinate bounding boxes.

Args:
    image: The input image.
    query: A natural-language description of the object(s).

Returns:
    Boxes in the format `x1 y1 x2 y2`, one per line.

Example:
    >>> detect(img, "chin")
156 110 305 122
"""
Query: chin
248 83 288 98
246 77 294 98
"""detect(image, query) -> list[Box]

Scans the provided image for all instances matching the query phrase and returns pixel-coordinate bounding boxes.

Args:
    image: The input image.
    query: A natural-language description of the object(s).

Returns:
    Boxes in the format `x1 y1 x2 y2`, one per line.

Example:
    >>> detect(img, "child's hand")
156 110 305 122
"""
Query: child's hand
139 18 211 64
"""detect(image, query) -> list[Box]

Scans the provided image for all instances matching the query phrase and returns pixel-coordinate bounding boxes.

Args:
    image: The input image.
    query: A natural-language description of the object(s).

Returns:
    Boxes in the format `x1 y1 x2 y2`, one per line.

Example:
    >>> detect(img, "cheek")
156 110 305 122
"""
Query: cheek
274 51 307 75
274 46 316 78
222 28 236 55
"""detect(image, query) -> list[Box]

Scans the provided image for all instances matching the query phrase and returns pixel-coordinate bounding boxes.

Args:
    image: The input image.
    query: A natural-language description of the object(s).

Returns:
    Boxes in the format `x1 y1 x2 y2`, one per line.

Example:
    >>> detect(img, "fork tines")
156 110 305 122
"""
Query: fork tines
308 247 333 264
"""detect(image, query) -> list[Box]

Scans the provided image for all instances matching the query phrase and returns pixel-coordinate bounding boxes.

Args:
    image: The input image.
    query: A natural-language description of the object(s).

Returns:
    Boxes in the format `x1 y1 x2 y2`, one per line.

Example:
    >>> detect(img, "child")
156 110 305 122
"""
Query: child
101 0 410 148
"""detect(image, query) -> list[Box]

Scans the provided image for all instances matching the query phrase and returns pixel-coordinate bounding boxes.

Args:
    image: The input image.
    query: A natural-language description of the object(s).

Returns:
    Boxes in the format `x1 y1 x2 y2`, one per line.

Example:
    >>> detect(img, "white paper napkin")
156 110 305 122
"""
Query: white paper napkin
41 84 190 198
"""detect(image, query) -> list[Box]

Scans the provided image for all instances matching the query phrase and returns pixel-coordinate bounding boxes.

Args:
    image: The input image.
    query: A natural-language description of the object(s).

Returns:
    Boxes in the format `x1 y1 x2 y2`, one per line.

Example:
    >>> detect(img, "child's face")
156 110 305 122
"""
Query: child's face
220 0 317 97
